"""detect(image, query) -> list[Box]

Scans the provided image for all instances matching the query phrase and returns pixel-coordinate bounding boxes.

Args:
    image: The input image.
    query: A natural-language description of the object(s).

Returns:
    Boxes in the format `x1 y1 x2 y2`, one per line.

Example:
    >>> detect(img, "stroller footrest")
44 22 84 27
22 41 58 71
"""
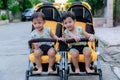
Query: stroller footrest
30 73 59 77
69 72 99 76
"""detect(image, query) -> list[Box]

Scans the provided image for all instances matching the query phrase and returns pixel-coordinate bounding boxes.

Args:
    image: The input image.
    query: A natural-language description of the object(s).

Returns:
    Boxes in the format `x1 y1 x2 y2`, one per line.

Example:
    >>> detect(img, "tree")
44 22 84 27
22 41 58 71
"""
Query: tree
7 0 20 15
2 0 8 9
22 0 33 11
68 0 82 2
0 0 3 9
18 0 33 12
114 0 120 26
86 0 104 16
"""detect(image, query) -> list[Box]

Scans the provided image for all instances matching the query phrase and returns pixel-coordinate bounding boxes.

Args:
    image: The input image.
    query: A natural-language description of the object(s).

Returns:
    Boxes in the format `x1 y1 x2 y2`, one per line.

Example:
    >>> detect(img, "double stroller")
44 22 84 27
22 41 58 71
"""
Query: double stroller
25 1 103 80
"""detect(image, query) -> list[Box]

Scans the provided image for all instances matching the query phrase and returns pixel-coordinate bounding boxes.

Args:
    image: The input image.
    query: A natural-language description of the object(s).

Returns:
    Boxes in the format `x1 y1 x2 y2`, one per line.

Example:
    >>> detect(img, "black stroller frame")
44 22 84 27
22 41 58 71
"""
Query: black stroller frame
26 39 103 80
62 2 103 80
25 3 69 80
26 39 66 79
25 1 103 80
59 39 103 80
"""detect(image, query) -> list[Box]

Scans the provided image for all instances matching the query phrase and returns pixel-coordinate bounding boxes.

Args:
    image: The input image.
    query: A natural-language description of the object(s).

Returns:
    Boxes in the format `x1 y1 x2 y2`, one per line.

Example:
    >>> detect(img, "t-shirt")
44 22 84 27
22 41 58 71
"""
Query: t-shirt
64 26 86 46
31 27 53 46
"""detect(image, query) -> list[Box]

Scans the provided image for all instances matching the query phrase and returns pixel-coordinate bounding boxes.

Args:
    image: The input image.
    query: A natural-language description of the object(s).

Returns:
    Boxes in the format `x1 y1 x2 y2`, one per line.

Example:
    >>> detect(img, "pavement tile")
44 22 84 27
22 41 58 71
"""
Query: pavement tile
95 26 120 46
95 26 120 79
113 67 120 79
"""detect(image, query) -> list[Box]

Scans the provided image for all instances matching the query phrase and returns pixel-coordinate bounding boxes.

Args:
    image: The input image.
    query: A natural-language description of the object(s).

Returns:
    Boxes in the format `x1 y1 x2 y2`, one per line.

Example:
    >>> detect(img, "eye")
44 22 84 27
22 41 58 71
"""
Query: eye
33 22 36 25
38 22 42 24
69 21 72 23
38 22 41 24
64 22 67 25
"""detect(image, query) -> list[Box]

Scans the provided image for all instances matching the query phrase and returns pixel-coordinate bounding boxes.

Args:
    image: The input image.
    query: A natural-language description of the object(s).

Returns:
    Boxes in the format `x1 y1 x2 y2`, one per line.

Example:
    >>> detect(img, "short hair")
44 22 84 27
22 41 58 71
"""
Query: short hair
61 11 76 22
31 12 45 21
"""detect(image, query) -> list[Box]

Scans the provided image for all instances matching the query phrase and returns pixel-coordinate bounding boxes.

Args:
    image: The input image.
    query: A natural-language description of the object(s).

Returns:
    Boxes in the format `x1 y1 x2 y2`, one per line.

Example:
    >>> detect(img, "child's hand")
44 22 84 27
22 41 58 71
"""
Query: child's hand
57 37 65 41
73 36 80 42
89 34 95 41
33 43 40 49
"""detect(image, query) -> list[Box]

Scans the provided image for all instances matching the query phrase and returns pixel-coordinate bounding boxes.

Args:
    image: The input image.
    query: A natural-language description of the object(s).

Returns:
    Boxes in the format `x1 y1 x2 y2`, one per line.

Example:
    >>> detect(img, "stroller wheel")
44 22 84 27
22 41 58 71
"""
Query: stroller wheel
98 69 103 80
59 70 63 80
93 65 97 73
63 70 68 80
25 70 29 80
56 66 59 75
30 67 34 75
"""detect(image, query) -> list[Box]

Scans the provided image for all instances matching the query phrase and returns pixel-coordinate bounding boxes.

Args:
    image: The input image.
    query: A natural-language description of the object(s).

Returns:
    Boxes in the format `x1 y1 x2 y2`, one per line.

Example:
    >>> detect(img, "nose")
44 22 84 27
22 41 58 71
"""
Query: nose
66 23 71 27
36 24 40 27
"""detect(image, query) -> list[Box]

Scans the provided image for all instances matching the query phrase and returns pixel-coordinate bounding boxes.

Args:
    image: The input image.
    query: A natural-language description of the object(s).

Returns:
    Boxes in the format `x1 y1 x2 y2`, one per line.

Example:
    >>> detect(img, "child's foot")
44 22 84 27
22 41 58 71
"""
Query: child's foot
75 68 81 74
86 68 95 73
35 68 42 74
47 68 54 74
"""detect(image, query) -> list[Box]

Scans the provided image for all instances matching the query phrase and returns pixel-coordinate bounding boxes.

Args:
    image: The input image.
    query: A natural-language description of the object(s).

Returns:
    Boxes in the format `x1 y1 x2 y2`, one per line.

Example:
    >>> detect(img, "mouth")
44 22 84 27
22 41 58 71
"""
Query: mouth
68 26 72 29
38 27 43 31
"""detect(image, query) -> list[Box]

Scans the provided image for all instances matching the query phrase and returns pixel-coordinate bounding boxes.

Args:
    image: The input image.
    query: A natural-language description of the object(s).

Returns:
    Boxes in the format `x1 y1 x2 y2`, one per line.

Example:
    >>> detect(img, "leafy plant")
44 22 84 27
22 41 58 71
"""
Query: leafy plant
0 14 8 20
22 0 33 11
8 4 20 16
86 0 105 17
0 0 3 9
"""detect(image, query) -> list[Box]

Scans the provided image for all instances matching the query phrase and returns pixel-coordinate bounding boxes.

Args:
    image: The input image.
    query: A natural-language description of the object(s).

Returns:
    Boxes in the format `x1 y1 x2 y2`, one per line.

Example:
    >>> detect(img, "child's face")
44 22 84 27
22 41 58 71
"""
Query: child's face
62 17 75 31
32 17 45 31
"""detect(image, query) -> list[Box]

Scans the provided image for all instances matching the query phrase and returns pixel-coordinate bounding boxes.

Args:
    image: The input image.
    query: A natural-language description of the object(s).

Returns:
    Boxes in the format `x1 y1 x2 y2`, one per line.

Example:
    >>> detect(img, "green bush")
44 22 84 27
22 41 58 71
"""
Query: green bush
0 14 8 20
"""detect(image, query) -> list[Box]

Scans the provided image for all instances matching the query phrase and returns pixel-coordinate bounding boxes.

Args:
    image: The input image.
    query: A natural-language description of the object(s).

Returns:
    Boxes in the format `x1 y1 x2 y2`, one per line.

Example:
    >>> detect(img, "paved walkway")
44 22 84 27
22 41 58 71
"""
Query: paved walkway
0 21 120 80
95 26 120 46
95 26 120 79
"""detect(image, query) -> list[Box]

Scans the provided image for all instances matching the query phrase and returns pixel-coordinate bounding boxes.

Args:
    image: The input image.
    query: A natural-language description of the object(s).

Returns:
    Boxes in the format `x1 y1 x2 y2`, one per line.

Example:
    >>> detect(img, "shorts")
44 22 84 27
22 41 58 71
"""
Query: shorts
39 44 55 55
70 45 89 54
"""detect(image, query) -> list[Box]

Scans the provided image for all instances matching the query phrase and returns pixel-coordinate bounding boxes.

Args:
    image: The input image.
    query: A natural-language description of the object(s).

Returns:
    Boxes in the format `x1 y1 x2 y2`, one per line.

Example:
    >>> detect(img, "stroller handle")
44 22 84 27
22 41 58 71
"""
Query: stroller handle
65 38 91 43
28 38 96 48
28 38 64 48
28 38 57 43
28 38 94 44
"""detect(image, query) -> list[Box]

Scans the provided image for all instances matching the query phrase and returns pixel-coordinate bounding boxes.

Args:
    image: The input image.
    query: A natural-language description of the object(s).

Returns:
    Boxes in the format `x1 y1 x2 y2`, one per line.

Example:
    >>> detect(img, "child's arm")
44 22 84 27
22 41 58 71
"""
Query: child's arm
31 34 40 49
50 30 64 41
64 33 80 42
64 33 72 39
33 43 40 49
82 30 95 41
50 30 59 39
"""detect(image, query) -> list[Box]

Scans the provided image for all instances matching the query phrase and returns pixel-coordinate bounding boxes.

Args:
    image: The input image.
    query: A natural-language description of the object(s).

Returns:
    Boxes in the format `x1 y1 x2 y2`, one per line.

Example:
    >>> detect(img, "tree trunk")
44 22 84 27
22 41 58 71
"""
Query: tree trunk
114 0 120 26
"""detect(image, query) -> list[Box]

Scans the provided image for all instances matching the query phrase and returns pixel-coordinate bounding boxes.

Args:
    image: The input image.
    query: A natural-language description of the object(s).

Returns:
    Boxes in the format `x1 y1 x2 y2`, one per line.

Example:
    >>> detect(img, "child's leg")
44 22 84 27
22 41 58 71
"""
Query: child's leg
83 48 94 73
47 48 56 73
70 49 81 73
33 43 43 74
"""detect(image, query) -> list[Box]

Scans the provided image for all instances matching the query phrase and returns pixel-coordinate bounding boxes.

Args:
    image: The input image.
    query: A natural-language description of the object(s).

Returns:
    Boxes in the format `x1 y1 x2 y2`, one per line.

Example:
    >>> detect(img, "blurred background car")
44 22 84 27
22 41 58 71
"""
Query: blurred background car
21 8 34 21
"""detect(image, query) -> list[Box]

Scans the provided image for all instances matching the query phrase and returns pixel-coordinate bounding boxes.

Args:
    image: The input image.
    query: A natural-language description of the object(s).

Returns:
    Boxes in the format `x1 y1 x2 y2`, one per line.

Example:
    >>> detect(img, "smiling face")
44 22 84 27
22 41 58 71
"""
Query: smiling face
63 17 76 31
32 17 45 31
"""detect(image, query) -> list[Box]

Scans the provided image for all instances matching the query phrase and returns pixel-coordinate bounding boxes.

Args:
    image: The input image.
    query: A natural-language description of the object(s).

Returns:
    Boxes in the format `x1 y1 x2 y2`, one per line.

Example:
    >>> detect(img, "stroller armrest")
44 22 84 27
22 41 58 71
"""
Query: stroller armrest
28 38 64 48
65 38 89 43
65 38 98 43
28 38 57 48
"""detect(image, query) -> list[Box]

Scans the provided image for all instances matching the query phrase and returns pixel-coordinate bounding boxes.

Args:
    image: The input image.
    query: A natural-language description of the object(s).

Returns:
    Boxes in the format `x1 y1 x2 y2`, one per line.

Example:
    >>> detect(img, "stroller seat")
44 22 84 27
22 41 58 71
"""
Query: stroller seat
67 2 97 63
29 52 60 63
61 2 103 80
29 4 62 64
68 46 97 62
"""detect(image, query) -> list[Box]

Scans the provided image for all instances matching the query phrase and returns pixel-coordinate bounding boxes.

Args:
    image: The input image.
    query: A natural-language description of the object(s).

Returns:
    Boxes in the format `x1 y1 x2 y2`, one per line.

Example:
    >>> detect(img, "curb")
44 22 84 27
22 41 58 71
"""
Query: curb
95 36 110 47
0 20 9 25
12 19 21 23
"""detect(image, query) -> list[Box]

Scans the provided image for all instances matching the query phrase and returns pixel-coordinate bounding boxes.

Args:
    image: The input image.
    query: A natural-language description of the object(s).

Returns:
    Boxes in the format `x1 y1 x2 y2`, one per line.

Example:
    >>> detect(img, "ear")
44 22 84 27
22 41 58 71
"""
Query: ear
74 19 76 22
73 19 76 23
43 20 46 24
32 23 34 26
